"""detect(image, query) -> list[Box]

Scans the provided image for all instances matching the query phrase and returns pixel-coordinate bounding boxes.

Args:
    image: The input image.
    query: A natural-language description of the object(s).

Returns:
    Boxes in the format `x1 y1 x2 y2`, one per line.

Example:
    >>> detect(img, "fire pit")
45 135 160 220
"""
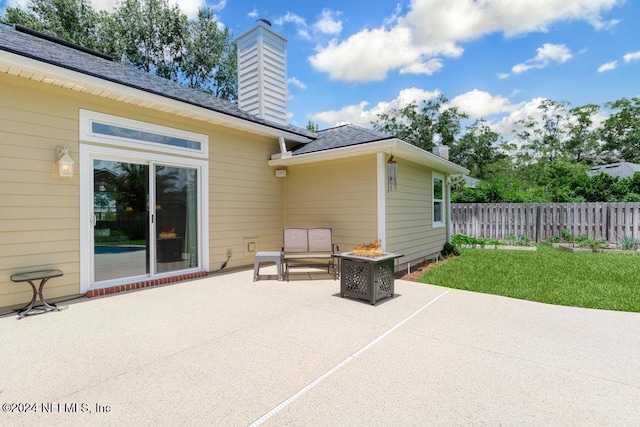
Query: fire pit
334 240 402 305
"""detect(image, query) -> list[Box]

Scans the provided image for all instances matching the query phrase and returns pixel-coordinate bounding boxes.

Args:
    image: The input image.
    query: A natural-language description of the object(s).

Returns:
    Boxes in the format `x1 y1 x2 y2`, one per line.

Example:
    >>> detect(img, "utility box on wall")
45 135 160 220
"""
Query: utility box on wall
244 238 257 257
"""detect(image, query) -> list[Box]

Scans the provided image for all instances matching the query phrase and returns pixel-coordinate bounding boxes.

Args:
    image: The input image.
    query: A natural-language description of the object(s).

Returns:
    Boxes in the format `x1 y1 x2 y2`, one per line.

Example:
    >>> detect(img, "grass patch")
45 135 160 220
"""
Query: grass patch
420 244 640 312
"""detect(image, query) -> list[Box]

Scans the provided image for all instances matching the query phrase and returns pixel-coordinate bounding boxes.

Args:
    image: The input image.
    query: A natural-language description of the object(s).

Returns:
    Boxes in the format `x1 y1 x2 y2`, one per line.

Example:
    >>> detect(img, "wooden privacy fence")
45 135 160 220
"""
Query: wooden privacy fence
451 203 640 243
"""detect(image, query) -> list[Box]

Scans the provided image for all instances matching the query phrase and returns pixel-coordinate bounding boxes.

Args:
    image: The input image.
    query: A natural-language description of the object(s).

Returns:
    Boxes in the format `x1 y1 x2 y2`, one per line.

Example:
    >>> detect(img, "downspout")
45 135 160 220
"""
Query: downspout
446 173 451 242
278 136 292 158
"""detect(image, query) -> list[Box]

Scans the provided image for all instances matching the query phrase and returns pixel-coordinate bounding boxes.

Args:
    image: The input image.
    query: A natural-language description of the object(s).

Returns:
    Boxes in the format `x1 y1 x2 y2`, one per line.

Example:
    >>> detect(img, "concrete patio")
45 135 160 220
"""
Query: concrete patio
1 267 639 426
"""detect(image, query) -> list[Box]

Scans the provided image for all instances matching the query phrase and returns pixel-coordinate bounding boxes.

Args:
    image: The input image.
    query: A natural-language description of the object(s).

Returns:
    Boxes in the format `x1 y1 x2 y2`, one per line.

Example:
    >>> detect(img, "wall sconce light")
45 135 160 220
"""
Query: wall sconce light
56 146 75 178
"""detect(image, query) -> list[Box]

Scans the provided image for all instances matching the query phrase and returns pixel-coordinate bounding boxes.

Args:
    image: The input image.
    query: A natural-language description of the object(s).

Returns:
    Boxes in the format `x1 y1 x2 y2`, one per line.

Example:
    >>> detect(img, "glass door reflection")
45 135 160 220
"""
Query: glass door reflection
93 160 149 282
154 165 198 274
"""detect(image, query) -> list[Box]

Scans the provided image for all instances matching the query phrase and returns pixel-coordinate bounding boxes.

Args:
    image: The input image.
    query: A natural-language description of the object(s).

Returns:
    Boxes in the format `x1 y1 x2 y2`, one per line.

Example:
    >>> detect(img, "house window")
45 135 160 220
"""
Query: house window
433 173 445 228
80 110 208 158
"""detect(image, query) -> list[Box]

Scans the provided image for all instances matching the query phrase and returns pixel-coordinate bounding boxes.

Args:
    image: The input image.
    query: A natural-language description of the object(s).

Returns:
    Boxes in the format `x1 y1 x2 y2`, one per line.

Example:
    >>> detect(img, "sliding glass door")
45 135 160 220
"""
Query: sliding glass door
91 158 202 286
93 160 149 282
154 165 198 274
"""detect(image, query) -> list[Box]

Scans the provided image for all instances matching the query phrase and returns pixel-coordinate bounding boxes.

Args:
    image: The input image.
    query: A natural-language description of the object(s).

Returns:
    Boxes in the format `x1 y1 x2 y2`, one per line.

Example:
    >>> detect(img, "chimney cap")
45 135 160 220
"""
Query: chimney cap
256 18 272 26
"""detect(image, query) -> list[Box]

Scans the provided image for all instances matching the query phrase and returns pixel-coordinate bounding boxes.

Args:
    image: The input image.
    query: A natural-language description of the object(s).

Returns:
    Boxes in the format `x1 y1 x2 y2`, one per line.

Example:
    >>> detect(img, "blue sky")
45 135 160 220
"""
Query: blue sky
2 0 639 138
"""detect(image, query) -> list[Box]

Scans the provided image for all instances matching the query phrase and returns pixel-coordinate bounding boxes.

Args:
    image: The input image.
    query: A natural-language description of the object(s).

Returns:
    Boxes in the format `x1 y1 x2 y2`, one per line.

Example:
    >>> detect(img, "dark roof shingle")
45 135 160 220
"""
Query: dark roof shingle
587 162 640 179
0 23 315 139
292 124 393 155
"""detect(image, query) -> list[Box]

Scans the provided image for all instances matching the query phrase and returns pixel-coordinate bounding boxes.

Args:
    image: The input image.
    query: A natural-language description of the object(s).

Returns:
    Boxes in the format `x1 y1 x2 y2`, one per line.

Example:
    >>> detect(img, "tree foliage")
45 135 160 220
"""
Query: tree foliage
373 93 640 203
602 97 640 163
1 0 238 101
306 120 320 132
371 93 468 152
450 119 505 179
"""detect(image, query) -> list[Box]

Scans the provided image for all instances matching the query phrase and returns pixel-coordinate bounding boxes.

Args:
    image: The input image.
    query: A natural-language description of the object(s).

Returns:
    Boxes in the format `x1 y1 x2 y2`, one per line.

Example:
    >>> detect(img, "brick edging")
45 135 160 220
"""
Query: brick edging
85 271 209 298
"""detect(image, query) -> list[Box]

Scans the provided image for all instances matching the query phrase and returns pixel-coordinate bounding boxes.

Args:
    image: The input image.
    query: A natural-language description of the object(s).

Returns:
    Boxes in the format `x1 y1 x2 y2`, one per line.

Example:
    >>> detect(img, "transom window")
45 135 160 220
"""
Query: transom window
80 110 208 158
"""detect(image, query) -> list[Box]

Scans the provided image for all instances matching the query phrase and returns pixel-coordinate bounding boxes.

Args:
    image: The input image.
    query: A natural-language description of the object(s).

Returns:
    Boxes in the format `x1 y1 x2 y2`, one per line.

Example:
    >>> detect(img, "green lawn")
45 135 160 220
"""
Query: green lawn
420 244 640 312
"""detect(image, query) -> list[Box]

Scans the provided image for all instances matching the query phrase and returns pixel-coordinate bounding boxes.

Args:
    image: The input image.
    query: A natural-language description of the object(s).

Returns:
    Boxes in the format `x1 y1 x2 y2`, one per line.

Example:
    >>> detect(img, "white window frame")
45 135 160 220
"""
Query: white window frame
79 144 209 293
432 172 445 228
80 109 208 158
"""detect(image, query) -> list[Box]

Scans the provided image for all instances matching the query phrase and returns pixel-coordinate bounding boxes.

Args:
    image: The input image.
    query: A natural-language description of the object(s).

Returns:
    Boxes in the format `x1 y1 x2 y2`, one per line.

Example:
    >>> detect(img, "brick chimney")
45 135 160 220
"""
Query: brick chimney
237 21 288 125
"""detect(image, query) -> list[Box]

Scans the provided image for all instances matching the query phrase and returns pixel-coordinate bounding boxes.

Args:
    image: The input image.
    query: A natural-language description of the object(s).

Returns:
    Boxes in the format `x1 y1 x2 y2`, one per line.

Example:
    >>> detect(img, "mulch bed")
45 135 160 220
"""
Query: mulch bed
395 256 457 282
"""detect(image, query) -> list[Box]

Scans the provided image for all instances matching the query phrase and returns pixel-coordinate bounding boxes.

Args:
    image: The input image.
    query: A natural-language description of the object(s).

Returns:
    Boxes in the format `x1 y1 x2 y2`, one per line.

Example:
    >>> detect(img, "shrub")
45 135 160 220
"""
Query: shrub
547 235 560 243
560 228 574 242
576 237 609 250
442 242 460 257
95 229 129 243
500 233 532 246
618 235 639 251
451 233 478 246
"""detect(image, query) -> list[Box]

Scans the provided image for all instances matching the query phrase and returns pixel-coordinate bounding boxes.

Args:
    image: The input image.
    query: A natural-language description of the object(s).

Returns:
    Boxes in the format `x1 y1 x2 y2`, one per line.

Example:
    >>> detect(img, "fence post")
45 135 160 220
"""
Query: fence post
535 204 541 242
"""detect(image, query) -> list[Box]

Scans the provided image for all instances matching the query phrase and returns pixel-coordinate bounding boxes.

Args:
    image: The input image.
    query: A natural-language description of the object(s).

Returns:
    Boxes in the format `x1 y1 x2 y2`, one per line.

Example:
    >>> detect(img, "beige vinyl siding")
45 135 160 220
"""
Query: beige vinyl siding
1 74 81 307
0 72 284 308
283 155 378 252
385 157 446 267
208 128 283 267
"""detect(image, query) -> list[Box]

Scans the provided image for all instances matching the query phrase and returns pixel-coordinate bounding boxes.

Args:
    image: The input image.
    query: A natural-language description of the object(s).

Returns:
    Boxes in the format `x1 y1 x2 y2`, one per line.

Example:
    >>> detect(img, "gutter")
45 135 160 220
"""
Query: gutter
268 138 469 175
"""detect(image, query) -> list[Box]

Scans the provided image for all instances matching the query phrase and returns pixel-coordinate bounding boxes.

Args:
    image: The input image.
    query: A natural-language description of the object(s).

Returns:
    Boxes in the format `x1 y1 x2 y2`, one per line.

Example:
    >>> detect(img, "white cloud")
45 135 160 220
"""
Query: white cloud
399 59 444 75
448 89 515 119
309 0 621 83
623 50 640 63
511 43 572 74
274 9 343 41
492 97 547 142
274 12 311 39
497 72 510 80
288 77 307 90
275 11 307 27
171 0 208 19
313 10 343 35
247 9 258 19
597 60 618 72
589 16 620 30
310 26 456 82
309 87 440 127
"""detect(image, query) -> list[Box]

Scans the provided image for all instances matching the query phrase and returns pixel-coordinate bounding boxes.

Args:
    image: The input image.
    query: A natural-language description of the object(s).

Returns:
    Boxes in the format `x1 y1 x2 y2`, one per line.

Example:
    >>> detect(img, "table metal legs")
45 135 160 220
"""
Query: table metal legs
15 278 60 319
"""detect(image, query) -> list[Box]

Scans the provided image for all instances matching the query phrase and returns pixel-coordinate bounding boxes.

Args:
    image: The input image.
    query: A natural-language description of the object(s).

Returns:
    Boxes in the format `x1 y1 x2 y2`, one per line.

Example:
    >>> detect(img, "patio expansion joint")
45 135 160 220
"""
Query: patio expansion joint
248 289 452 427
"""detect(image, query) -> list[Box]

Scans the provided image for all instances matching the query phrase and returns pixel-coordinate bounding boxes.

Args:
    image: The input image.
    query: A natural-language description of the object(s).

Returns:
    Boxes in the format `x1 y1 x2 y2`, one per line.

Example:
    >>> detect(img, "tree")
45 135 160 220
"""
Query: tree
306 120 319 132
1 0 101 49
372 93 468 152
181 7 237 101
602 97 640 163
1 0 239 100
514 99 570 165
1 5 44 30
450 119 504 179
566 103 601 164
112 0 187 80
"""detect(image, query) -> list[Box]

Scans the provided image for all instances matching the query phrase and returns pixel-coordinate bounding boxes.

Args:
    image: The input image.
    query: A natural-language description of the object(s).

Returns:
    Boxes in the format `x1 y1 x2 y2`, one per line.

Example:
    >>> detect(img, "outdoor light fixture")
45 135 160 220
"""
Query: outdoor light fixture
56 146 75 178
